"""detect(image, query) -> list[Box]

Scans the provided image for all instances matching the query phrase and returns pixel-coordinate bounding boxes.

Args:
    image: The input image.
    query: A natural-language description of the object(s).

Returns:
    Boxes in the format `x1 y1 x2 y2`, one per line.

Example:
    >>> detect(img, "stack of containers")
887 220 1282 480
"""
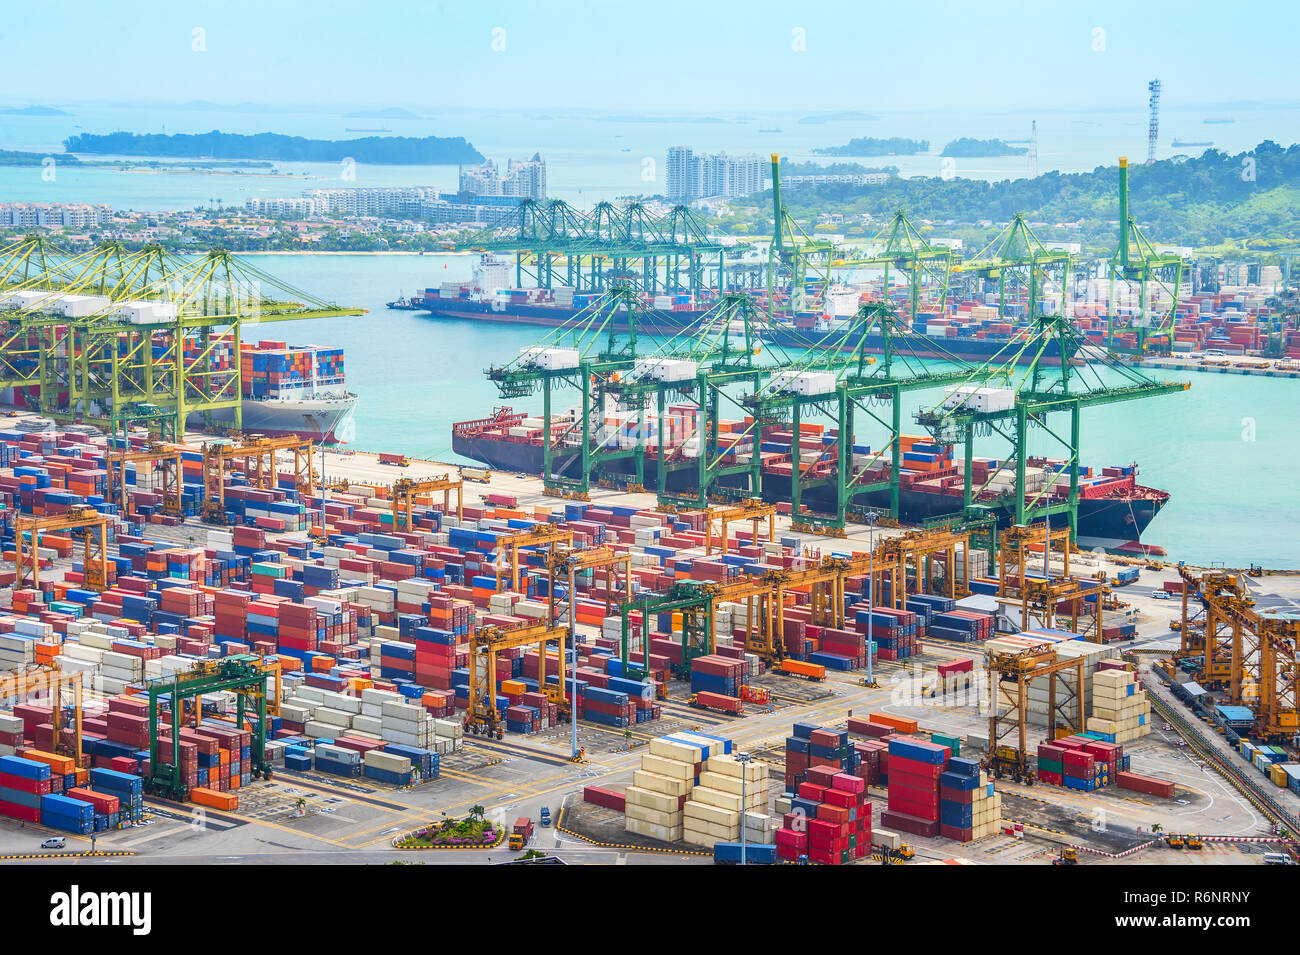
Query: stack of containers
40 792 95 834
1089 667 1151 743
689 654 747 699
0 754 49 823
783 722 859 791
314 742 362 777
625 735 701 842
938 756 1001 841
776 767 872 864
89 768 143 820
855 606 918 660
881 736 950 838
682 749 767 848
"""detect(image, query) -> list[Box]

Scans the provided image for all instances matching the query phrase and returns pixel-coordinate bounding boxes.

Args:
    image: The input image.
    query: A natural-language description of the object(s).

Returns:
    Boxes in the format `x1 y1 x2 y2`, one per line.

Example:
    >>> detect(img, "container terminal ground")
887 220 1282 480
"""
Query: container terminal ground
2 418 1297 866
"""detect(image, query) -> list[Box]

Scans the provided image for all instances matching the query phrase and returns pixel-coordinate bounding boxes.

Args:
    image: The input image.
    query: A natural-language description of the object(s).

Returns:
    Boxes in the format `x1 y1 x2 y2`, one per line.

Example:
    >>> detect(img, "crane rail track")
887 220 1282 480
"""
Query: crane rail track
1147 689 1300 837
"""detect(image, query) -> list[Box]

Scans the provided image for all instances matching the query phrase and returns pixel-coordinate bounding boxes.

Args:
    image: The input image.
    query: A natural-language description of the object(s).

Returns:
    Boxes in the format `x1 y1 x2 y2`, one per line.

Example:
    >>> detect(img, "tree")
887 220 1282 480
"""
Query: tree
1150 823 1163 834
468 804 486 825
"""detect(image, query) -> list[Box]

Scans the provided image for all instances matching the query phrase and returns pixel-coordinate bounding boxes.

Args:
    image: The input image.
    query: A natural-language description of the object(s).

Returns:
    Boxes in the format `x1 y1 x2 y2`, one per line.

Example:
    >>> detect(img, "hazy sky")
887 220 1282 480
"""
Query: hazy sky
3 0 1298 113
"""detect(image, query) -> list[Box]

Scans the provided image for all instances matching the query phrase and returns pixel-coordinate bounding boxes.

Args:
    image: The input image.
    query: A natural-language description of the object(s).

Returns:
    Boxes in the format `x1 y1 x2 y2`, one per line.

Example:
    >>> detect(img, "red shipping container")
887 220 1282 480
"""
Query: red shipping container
583 786 626 812
0 800 41 824
1116 772 1174 798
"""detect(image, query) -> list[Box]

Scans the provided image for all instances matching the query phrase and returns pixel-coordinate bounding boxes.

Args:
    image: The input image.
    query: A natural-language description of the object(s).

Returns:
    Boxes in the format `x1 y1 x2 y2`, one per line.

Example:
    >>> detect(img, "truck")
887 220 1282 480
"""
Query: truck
461 466 492 483
776 659 827 682
509 816 534 850
378 452 409 467
690 691 744 715
539 806 551 827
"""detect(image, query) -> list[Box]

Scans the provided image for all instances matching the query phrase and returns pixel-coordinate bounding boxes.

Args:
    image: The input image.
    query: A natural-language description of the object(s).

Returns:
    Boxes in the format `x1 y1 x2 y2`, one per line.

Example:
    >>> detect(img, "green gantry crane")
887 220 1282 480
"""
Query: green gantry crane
0 237 366 438
952 214 1071 325
459 198 728 296
1107 156 1185 355
147 655 273 800
913 309 1190 542
828 210 954 325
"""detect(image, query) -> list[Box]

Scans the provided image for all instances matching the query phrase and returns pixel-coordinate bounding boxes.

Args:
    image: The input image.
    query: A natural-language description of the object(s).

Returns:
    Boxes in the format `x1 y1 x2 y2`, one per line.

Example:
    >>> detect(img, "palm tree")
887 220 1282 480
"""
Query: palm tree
468 805 486 824
1150 823 1163 834
294 797 307 813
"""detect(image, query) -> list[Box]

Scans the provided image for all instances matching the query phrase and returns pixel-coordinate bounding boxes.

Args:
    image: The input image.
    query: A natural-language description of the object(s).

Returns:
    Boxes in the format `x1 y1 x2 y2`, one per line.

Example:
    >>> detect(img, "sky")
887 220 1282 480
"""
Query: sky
1 0 1298 113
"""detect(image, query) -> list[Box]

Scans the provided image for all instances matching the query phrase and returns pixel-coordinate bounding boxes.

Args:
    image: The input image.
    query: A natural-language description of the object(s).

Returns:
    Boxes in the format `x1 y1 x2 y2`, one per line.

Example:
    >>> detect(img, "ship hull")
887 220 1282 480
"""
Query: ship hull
413 298 1069 365
192 394 358 443
452 433 1164 541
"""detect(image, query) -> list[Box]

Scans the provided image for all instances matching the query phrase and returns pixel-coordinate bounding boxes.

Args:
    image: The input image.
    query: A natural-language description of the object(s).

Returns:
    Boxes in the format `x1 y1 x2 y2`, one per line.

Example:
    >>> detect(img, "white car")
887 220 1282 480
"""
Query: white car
1150 590 1172 600
40 837 66 849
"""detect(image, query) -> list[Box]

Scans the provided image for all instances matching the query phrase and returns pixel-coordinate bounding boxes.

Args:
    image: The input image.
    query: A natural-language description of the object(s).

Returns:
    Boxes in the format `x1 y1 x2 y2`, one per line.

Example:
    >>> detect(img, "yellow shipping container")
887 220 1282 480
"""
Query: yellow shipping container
633 770 692 797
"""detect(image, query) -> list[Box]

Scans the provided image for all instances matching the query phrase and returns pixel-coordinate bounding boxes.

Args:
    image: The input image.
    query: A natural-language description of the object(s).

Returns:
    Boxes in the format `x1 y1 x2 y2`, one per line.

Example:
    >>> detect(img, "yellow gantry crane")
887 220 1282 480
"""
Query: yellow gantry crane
999 523 1073 591
202 435 314 524
1 664 86 765
986 640 1087 782
879 526 973 607
700 499 777 556
107 442 185 516
493 525 574 592
1176 567 1299 741
544 545 633 625
464 623 571 736
391 474 464 530
14 505 111 591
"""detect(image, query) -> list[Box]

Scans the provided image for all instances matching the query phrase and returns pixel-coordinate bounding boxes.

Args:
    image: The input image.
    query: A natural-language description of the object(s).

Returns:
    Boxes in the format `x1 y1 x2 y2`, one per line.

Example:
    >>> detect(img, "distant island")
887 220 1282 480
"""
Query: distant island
799 111 880 125
814 136 929 157
940 137 1028 157
344 106 422 120
0 149 82 166
62 130 484 165
1 105 72 116
774 158 899 176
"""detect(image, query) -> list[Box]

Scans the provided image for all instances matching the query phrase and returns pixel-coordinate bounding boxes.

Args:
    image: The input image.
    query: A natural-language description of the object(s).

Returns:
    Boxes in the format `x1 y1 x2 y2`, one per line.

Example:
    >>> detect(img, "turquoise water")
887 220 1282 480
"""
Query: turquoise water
244 253 1300 568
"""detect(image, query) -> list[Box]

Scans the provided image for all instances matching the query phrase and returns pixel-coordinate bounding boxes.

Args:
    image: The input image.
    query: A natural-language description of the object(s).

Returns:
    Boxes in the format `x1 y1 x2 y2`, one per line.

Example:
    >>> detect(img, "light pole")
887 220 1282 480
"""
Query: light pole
736 751 751 865
866 513 876 686
568 562 579 760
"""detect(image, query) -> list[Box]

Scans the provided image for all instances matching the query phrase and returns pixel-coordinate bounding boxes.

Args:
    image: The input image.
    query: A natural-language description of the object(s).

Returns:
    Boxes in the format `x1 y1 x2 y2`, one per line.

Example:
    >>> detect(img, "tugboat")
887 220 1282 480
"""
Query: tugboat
386 295 420 310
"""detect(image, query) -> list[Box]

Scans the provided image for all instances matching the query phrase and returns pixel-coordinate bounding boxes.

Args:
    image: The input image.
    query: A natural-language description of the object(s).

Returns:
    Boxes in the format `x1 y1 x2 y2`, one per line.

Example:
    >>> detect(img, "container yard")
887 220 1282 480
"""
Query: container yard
0 411 1293 875
1 10 1298 929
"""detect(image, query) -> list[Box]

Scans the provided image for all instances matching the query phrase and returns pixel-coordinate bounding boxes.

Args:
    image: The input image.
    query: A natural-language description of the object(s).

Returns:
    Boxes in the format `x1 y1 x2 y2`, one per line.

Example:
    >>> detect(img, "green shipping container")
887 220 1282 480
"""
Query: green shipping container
931 732 961 756
1037 758 1063 775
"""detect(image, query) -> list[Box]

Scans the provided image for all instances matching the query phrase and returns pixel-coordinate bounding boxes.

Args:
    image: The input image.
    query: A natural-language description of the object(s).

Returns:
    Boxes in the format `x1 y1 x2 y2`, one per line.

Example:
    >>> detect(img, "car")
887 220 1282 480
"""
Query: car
40 837 66 850
1204 349 1227 358
1151 590 1172 600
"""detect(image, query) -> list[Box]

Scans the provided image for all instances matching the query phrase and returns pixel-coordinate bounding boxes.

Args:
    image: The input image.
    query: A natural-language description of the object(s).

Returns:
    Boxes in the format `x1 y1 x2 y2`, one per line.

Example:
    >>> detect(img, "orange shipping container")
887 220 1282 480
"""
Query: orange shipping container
779 660 826 680
189 787 238 811
19 749 76 776
867 712 919 734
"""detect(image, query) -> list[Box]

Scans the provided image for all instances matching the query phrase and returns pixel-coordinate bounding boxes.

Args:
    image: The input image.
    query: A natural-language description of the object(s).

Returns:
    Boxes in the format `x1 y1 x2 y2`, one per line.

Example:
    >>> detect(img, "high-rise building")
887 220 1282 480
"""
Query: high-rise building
664 148 763 201
458 154 546 199
502 153 547 199
0 202 110 228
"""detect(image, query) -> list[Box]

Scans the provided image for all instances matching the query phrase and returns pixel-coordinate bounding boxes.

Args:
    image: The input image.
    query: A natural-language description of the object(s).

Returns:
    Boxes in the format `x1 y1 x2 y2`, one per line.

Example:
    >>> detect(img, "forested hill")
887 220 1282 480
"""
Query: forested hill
729 141 1300 248
63 131 484 165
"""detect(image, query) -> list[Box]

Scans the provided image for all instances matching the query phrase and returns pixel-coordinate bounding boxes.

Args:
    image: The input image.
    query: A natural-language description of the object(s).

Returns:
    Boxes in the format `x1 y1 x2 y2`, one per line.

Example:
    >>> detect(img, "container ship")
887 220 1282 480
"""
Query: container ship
403 255 1069 364
400 254 1293 361
452 406 1168 549
194 339 358 443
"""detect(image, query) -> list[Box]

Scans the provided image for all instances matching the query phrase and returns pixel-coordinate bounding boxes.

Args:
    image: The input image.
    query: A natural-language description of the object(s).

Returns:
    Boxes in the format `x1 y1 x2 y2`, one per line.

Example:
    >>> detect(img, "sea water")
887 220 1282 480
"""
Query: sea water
248 253 1299 567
